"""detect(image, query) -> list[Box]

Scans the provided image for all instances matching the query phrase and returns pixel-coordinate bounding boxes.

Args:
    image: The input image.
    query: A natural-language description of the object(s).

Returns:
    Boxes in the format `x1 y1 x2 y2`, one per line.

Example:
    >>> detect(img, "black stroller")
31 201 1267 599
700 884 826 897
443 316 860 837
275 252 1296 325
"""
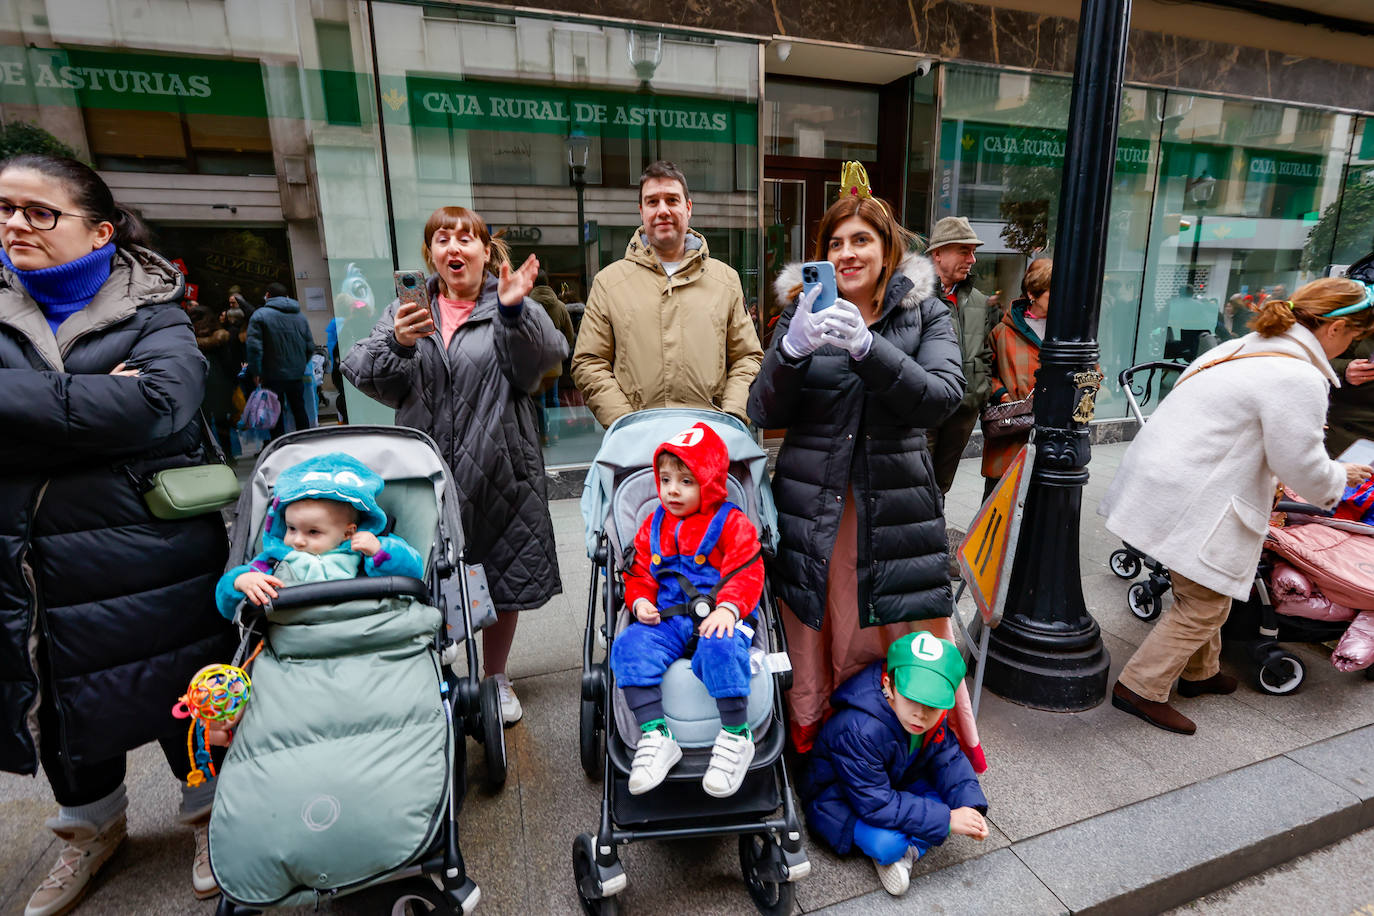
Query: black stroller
574 409 810 915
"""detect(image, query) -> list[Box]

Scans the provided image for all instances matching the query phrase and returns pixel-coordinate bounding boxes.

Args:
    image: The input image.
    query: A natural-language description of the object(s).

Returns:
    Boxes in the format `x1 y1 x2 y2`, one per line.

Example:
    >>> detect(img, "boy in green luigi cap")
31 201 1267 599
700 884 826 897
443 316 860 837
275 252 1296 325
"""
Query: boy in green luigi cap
799 632 989 896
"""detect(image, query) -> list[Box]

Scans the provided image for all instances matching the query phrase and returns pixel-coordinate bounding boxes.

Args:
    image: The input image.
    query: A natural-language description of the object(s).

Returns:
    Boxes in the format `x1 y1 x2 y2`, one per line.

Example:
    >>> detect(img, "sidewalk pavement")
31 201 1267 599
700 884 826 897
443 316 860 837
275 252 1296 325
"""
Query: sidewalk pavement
4 443 1373 915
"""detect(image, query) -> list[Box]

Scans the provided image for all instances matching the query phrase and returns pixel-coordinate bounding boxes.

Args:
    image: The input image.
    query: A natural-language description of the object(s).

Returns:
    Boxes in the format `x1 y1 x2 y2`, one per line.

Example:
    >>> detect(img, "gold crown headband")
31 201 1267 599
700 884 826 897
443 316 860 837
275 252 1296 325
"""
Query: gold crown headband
839 161 890 216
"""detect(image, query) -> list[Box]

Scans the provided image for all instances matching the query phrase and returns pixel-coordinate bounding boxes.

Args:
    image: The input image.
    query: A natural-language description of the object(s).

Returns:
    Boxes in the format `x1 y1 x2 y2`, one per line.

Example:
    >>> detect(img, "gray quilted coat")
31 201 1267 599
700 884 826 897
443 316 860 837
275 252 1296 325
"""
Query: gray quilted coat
342 273 567 610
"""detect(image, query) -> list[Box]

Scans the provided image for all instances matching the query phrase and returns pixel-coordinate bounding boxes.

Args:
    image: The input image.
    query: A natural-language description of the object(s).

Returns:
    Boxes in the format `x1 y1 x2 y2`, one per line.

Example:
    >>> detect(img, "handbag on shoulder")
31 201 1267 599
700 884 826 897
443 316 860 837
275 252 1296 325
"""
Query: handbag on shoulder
129 412 241 520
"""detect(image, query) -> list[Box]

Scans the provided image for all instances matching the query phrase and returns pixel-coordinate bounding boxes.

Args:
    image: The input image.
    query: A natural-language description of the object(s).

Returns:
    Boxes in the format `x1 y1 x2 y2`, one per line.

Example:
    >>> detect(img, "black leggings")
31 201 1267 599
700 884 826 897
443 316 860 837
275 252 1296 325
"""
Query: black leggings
38 696 193 807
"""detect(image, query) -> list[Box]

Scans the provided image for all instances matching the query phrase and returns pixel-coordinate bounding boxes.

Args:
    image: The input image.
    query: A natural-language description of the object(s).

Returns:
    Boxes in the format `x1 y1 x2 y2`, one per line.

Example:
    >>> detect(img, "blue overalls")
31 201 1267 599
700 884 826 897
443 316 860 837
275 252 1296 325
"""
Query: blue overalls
611 503 755 702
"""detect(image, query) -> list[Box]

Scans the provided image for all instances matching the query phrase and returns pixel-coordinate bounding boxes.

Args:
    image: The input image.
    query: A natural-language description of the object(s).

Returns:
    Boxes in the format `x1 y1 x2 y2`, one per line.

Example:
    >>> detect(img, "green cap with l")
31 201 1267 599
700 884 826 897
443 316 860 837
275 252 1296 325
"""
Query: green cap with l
887 632 966 710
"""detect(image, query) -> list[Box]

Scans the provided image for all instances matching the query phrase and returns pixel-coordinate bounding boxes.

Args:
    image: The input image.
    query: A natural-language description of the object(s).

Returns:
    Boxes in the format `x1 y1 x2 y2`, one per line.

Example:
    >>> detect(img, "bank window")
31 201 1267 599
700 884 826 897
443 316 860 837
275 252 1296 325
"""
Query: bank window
765 79 878 161
85 107 273 175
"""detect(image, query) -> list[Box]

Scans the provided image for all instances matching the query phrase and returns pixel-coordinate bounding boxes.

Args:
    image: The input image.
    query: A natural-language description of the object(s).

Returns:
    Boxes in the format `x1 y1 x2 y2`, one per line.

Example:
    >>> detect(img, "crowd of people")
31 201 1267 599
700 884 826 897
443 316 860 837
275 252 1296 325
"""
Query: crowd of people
2 150 1372 916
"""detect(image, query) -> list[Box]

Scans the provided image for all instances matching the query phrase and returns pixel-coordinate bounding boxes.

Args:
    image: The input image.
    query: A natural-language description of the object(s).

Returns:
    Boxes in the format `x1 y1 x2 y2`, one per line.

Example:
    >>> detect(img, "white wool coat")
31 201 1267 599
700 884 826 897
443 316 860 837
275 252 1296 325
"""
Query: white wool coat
1099 324 1347 599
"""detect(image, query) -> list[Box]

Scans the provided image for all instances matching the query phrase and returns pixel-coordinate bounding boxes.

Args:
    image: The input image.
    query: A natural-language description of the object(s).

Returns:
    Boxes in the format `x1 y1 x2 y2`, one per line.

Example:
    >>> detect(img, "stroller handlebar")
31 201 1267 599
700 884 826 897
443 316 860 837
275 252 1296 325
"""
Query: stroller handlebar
1273 500 1333 519
264 576 431 611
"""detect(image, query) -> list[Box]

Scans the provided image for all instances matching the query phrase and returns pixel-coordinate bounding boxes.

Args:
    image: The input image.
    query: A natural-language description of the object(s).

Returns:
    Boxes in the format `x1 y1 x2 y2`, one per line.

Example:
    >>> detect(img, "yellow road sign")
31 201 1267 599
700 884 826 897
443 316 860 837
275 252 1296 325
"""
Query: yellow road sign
957 443 1033 626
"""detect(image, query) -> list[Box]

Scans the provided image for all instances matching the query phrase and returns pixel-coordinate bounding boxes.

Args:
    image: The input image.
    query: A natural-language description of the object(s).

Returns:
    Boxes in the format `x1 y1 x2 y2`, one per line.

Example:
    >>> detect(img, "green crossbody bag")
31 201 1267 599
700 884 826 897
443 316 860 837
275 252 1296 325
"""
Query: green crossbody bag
132 413 241 520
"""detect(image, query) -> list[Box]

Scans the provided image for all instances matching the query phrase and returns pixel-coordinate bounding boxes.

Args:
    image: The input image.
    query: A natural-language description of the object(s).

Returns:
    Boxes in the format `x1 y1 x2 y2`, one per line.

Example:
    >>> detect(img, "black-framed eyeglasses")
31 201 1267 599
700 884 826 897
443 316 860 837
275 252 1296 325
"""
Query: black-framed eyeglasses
0 201 97 231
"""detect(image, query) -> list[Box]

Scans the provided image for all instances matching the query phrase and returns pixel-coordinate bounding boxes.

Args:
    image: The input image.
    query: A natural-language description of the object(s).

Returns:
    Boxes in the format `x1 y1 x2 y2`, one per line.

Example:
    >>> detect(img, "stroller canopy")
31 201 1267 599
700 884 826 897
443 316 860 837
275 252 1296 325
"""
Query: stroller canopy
580 408 779 558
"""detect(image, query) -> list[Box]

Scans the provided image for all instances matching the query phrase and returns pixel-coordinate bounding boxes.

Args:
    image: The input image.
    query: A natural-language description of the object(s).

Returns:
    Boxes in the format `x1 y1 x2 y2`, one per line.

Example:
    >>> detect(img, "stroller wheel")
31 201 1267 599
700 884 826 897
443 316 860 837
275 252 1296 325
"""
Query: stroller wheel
573 833 621 916
1127 582 1162 621
389 875 477 915
1110 549 1142 580
479 677 508 790
739 833 798 915
1257 652 1306 696
579 696 604 781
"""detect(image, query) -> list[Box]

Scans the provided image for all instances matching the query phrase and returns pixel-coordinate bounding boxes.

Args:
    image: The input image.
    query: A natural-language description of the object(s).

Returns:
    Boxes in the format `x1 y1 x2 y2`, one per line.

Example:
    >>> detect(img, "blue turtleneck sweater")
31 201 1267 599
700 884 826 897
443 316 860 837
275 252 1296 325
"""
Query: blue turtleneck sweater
1 242 116 334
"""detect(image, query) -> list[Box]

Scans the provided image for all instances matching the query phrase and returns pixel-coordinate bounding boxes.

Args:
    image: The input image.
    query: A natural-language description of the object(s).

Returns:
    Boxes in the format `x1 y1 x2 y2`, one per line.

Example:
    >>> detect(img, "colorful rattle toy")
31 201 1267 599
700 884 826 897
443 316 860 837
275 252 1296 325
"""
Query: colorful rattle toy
172 657 257 788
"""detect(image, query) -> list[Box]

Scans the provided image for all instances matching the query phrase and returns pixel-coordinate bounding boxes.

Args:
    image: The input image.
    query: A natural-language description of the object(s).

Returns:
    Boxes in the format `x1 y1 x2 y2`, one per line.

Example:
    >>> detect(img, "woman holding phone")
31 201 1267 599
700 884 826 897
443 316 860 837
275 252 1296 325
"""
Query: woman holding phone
747 188 972 758
343 206 567 724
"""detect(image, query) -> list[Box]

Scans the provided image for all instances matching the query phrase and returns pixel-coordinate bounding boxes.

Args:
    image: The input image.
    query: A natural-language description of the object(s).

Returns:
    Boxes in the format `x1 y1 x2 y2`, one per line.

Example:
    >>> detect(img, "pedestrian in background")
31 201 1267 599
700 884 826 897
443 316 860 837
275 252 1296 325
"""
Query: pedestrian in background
344 205 566 725
748 186 982 769
1325 252 1374 458
572 161 762 427
246 280 314 439
529 269 575 445
1103 278 1374 736
189 303 239 458
0 154 234 913
981 258 1052 499
924 216 997 496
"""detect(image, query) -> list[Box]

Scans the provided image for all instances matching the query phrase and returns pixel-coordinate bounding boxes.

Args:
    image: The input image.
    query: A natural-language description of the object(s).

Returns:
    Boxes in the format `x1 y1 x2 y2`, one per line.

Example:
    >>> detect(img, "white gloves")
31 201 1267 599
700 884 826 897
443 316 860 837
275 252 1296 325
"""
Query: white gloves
820 299 873 360
781 284 829 359
781 287 874 361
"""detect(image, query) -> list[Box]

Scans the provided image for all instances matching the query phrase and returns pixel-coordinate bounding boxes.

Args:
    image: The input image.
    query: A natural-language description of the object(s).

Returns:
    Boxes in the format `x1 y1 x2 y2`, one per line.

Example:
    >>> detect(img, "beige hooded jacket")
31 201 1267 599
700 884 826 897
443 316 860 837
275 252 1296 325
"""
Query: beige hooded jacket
571 228 762 427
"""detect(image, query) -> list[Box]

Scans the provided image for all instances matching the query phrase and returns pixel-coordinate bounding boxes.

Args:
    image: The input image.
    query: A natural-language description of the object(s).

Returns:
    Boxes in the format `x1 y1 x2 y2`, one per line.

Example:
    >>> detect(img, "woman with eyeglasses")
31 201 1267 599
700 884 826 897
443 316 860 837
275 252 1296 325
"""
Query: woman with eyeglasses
0 154 234 913
1102 278 1374 736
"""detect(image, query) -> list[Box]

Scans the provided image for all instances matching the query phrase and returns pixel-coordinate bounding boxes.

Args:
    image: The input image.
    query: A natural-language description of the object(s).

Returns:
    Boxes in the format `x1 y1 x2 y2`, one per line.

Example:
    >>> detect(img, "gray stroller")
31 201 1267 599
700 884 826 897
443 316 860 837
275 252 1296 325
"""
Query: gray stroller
211 425 503 915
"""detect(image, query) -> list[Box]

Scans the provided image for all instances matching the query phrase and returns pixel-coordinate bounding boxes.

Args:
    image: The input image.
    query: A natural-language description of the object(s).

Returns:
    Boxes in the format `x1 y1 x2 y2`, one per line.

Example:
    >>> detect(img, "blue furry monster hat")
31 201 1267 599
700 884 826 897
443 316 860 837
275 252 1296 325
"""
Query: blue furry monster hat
261 453 389 552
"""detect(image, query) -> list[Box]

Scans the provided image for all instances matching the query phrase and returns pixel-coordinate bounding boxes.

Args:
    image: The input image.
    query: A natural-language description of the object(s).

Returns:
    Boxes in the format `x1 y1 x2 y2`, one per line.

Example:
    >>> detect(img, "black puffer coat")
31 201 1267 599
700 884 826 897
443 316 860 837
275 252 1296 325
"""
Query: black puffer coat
342 273 567 611
0 246 233 775
748 253 964 629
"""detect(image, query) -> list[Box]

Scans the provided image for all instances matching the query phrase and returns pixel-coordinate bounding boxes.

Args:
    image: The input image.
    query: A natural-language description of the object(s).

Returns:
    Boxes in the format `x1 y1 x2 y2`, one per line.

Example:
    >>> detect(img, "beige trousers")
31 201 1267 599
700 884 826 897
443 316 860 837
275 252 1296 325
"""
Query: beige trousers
1118 570 1232 703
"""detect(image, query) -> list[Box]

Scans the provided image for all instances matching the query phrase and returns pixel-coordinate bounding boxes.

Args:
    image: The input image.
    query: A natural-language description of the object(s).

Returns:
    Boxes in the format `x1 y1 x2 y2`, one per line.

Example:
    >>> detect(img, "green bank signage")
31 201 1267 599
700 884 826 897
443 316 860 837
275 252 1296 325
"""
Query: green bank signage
395 76 757 145
942 120 1153 174
0 46 267 118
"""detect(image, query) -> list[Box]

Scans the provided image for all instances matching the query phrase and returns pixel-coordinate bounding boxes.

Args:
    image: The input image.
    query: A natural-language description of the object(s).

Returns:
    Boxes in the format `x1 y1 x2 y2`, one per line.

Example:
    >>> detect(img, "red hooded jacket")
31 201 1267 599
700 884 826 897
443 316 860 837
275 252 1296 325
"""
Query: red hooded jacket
623 422 765 618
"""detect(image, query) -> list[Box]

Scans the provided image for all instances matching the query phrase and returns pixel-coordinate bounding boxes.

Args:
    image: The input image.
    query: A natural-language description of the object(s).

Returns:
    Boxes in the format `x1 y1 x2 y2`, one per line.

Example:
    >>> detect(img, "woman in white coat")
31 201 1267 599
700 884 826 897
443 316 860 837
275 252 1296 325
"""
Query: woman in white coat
1102 278 1374 735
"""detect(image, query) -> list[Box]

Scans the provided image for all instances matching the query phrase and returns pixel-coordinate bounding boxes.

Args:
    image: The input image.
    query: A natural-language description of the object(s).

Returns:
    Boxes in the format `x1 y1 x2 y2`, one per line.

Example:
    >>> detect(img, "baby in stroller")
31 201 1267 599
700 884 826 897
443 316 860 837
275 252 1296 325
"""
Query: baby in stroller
611 422 765 798
214 451 423 619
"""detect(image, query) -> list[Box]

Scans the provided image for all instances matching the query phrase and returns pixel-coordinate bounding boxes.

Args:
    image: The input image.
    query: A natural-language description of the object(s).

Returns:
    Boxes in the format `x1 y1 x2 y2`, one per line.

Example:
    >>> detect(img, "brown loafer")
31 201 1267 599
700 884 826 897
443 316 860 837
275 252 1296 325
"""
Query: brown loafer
1111 682 1196 735
1177 672 1238 698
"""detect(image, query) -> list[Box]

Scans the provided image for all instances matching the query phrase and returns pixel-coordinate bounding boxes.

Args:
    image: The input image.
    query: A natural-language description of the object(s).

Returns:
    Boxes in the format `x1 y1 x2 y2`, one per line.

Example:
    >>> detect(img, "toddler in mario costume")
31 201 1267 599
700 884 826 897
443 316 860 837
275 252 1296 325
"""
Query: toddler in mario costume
610 422 765 798
800 632 989 896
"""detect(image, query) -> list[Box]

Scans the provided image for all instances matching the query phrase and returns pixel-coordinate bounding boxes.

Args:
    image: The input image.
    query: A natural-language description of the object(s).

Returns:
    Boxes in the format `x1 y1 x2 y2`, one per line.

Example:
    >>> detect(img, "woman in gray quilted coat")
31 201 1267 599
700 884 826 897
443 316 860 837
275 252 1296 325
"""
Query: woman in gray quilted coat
343 206 567 724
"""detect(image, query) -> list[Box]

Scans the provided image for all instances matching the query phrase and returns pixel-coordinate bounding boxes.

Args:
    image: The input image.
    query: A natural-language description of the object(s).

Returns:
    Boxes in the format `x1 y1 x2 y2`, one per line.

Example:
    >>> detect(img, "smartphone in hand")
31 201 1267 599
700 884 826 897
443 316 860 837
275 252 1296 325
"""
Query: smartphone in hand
394 269 432 322
802 261 837 312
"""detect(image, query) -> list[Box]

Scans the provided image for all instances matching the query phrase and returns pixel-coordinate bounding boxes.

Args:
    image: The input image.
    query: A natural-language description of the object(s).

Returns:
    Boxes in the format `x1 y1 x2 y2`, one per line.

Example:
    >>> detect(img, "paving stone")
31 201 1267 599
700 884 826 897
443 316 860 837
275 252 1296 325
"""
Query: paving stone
808 848 1067 915
1013 755 1365 915
1286 724 1374 804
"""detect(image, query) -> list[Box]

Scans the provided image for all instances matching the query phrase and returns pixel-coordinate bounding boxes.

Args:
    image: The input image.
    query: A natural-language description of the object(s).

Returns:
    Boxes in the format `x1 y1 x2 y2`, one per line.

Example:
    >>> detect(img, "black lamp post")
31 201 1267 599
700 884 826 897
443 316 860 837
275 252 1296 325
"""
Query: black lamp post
1185 172 1216 293
982 0 1132 711
565 131 590 299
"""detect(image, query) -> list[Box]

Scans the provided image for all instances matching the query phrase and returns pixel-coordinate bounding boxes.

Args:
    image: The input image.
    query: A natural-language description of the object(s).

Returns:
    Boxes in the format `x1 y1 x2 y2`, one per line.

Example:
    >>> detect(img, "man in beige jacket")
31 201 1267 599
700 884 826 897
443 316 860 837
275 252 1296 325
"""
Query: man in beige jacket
572 161 762 427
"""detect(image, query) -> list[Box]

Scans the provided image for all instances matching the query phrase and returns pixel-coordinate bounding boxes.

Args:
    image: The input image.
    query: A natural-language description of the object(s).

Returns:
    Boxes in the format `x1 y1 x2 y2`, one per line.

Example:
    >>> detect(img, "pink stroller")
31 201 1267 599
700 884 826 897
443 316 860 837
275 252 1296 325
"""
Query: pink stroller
1229 495 1374 695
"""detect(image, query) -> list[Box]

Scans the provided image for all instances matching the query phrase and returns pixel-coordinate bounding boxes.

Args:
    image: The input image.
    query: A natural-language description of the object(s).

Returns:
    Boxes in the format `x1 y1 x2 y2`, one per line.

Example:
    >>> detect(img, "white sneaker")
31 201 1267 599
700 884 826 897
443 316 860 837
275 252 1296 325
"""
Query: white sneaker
627 730 682 795
191 818 218 899
25 813 127 916
872 847 916 897
492 673 523 725
702 729 755 798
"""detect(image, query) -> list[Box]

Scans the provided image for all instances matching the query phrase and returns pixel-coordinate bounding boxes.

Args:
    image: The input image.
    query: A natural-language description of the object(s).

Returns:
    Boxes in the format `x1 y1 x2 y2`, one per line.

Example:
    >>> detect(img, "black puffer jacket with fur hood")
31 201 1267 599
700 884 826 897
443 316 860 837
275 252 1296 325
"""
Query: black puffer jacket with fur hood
748 253 964 629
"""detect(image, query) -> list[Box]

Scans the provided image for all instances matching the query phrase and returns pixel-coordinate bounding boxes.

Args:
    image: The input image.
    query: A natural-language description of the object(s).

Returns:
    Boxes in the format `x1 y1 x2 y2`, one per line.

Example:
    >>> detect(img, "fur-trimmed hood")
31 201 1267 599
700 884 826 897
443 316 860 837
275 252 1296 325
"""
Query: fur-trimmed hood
773 251 938 311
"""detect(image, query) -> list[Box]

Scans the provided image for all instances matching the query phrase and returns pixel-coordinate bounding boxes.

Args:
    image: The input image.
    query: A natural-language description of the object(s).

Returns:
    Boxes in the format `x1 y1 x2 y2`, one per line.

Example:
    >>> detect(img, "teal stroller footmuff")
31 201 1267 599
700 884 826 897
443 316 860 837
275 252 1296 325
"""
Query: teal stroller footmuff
209 595 448 908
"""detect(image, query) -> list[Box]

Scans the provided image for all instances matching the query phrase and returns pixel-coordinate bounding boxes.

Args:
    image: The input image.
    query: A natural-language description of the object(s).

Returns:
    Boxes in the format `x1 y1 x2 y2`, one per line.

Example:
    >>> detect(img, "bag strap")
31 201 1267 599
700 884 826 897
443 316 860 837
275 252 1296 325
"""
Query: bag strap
1175 349 1303 387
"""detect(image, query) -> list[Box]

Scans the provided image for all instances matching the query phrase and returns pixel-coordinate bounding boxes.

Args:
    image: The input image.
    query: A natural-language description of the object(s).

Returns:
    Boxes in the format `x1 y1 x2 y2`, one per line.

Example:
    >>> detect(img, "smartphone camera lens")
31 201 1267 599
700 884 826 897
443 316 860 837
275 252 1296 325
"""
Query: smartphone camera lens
402 276 417 289
804 267 816 281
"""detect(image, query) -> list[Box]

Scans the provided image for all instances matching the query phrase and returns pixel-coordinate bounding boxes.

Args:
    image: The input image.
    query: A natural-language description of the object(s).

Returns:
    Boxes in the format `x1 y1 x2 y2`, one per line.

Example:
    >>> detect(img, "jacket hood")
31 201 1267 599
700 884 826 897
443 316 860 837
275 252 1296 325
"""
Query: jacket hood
261 452 390 552
625 227 707 273
653 421 730 512
773 250 937 311
263 295 301 313
1003 297 1041 344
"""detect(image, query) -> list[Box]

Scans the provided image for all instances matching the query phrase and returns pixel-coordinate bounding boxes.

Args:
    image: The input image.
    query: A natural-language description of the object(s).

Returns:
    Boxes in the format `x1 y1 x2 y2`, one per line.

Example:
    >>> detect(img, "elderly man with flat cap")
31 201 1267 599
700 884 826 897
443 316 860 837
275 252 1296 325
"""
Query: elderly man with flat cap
924 217 997 496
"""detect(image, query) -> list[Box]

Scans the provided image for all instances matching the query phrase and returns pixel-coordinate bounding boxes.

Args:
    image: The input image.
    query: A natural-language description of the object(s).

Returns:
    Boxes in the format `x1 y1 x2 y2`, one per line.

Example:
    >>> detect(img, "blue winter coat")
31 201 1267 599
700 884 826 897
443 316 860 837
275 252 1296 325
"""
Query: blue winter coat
246 296 313 382
799 661 988 853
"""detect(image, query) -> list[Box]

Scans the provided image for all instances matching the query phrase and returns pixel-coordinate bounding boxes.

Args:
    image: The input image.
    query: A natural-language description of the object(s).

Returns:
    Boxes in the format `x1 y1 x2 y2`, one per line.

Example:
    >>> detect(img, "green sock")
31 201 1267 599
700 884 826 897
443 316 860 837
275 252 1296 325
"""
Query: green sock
723 722 752 739
641 718 673 738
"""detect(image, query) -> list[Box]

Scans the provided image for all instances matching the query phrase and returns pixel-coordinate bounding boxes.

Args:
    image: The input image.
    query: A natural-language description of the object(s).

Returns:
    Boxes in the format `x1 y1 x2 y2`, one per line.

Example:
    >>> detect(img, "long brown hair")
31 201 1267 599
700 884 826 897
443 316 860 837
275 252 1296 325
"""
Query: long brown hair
421 206 510 277
809 196 919 303
1249 278 1374 338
